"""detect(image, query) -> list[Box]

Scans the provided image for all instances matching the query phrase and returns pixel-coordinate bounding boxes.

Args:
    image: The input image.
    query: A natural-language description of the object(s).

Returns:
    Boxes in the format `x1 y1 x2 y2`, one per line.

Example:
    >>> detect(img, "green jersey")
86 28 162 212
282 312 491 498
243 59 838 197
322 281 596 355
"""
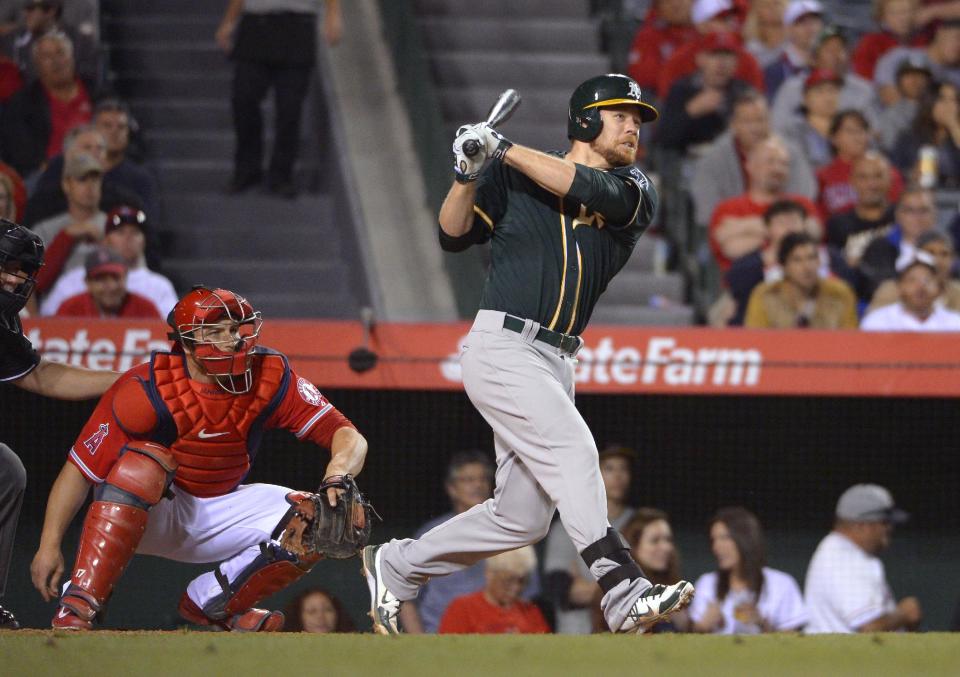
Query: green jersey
441 154 658 336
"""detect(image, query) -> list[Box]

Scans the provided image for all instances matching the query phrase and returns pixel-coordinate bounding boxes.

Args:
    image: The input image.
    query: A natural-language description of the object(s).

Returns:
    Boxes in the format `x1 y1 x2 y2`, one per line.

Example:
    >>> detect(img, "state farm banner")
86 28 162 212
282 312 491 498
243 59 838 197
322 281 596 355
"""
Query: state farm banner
20 318 960 397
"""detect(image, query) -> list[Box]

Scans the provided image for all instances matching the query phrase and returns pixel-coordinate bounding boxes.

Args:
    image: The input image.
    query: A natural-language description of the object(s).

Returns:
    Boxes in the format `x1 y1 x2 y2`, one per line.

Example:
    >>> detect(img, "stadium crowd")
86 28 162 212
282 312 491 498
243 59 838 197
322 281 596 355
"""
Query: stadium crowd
621 0 960 329
0 0 173 322
367 446 925 636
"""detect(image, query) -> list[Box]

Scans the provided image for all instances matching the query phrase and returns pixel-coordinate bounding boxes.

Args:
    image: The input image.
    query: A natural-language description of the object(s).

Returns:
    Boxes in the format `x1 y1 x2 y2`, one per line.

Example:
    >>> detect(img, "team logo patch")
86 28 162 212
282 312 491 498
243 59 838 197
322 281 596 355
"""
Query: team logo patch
628 80 642 101
83 423 109 456
297 377 324 406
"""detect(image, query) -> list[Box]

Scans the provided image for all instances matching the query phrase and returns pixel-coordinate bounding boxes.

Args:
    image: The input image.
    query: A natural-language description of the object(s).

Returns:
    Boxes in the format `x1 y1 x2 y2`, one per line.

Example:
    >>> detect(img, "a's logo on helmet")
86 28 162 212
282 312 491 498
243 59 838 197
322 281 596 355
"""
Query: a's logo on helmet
297 377 324 406
628 81 642 101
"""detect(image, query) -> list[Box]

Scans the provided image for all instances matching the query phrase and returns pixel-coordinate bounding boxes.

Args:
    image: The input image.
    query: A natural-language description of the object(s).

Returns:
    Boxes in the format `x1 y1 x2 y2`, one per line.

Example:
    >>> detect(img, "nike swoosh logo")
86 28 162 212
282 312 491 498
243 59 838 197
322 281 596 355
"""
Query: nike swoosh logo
57 607 70 619
198 429 230 439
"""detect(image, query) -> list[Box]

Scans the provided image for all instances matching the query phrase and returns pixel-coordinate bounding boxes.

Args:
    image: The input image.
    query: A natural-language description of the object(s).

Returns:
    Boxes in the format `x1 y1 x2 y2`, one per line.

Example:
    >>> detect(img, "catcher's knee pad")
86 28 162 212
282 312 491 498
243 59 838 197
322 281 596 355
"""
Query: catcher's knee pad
200 497 324 621
581 528 646 595
58 442 177 624
95 441 178 508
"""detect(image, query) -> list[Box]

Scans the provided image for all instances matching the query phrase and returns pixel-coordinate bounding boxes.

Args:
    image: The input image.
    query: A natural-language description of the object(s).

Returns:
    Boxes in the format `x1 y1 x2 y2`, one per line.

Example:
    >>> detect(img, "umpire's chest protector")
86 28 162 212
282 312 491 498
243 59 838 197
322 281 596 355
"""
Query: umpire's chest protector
142 350 290 498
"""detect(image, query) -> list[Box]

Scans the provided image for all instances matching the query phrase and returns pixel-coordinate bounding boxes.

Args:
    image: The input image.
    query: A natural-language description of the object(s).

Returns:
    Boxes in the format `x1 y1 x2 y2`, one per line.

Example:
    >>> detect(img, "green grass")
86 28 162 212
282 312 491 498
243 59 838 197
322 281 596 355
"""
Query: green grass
1 632 959 677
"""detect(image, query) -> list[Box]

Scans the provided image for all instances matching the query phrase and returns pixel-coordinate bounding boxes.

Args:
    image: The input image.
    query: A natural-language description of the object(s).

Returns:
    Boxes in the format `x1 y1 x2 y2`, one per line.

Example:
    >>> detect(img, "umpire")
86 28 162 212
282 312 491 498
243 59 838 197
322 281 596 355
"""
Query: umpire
0 221 119 629
362 74 693 635
216 0 342 198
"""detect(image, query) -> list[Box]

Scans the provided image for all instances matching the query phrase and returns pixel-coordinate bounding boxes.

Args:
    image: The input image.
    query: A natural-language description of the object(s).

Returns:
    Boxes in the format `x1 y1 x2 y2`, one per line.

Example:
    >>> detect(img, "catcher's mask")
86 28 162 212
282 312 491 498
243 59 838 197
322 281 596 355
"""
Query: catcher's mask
0 219 44 317
167 285 263 394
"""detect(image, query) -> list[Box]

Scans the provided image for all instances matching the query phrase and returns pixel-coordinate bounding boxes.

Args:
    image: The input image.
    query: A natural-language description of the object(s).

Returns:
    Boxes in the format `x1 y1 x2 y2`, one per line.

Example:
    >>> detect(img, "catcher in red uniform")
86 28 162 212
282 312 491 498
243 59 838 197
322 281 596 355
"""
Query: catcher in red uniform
30 286 371 631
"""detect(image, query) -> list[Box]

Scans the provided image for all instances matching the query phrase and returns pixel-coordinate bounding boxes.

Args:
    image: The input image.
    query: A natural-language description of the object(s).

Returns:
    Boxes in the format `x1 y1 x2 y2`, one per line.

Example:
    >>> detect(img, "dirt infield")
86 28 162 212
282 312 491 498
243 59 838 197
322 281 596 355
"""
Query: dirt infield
2 631 959 677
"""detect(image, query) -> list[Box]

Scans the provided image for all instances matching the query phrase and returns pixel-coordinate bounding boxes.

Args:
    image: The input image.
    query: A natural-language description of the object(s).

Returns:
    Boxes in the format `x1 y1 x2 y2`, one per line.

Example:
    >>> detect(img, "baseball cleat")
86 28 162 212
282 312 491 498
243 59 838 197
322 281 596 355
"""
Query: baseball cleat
177 593 284 632
361 544 401 634
618 579 695 634
0 604 20 630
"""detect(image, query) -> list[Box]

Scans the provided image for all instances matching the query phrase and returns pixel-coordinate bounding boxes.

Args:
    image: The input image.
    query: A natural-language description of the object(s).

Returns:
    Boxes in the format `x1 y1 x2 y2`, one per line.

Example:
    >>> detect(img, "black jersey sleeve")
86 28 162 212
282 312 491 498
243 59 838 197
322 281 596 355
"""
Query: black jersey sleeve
0 314 41 382
567 163 658 231
438 159 507 252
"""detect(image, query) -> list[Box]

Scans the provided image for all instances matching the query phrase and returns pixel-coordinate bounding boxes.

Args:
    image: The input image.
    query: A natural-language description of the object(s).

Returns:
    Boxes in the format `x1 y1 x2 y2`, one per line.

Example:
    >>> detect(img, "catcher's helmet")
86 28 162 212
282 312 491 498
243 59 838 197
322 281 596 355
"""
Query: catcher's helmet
0 219 44 316
167 285 263 394
567 73 659 142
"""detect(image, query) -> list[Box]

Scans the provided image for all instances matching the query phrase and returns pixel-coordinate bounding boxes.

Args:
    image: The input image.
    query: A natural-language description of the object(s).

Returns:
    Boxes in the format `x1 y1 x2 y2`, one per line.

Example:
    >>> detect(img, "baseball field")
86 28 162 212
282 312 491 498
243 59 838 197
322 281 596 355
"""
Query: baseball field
2 632 959 676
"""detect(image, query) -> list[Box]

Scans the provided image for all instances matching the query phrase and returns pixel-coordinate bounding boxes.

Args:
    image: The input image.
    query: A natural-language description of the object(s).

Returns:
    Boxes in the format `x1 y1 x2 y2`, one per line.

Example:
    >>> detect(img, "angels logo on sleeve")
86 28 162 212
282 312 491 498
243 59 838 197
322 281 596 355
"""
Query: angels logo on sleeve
82 423 110 456
297 377 326 407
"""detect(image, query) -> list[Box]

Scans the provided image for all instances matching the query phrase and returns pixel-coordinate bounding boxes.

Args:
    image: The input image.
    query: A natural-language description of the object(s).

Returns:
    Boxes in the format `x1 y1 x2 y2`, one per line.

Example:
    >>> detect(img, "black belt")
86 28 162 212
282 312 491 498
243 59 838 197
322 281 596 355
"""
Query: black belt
502 314 581 355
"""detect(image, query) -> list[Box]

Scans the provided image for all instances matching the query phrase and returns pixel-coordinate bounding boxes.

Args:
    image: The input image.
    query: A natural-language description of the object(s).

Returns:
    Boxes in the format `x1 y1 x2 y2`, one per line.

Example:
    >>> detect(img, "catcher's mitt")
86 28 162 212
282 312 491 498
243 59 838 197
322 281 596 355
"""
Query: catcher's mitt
280 474 375 560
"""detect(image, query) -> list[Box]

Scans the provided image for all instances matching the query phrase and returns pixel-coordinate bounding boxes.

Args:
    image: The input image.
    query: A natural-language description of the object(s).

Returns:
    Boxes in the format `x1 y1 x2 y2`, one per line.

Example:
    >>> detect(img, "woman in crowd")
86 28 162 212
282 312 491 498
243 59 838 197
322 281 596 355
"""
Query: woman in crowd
690 507 807 634
893 82 960 188
281 588 355 633
592 508 689 633
817 109 904 217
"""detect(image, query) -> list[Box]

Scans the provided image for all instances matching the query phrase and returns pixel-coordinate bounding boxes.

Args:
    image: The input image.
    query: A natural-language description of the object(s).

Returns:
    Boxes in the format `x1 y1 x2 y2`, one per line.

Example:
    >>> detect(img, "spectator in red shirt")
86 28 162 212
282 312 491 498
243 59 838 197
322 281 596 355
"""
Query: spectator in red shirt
627 0 698 96
710 135 822 271
852 0 926 81
55 246 160 319
817 110 904 217
438 546 550 635
657 0 764 99
0 30 93 178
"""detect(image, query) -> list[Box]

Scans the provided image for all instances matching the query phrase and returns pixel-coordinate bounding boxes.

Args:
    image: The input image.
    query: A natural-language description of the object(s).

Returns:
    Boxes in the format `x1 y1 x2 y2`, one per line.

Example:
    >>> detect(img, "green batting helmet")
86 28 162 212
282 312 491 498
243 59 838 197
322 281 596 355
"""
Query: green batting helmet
567 73 659 142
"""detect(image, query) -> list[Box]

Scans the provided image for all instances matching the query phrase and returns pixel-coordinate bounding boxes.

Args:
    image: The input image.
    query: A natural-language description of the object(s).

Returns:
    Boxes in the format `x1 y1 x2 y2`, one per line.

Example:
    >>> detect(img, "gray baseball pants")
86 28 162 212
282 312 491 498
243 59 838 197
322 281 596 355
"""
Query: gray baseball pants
379 310 650 630
0 443 26 599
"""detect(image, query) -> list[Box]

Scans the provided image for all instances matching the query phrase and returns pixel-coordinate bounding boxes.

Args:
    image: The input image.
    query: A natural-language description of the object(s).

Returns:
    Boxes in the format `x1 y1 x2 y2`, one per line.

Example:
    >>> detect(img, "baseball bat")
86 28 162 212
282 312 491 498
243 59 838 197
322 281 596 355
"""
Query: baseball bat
463 88 521 158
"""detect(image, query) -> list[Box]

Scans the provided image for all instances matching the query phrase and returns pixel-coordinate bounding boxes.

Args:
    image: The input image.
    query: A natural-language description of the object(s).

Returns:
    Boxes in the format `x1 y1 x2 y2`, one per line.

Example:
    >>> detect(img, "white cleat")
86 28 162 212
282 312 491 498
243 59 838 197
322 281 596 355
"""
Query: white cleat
618 580 695 634
361 544 401 635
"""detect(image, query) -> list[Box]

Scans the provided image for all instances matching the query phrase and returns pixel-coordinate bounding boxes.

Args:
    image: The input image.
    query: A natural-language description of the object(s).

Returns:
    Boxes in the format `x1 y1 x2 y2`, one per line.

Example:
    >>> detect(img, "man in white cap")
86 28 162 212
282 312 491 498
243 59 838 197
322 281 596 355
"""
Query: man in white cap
804 484 921 633
763 0 825 99
861 252 960 331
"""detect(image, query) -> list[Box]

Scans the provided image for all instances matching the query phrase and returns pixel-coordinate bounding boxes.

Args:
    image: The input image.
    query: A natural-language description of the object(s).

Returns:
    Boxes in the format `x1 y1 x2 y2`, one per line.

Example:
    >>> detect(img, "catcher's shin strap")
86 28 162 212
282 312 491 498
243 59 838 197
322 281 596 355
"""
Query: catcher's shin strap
502 314 582 356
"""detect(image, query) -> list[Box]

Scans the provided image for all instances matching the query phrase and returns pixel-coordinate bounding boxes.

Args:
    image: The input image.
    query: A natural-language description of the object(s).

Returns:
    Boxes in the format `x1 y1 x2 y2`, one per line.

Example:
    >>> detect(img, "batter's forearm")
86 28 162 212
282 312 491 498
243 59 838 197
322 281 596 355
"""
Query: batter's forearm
439 181 479 237
501 144 576 198
324 426 368 478
15 359 120 400
38 463 91 550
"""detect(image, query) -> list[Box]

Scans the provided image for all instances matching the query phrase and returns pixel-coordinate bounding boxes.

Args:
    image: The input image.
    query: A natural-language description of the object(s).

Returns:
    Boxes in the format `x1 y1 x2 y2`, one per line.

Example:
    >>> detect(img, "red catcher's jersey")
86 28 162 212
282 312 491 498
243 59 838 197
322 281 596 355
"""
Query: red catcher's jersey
67 348 354 496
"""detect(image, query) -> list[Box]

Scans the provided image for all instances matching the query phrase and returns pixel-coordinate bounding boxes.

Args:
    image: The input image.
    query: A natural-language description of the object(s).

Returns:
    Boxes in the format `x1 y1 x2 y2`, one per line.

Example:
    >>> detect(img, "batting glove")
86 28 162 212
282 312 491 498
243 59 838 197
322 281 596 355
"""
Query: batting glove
452 124 486 183
476 123 513 161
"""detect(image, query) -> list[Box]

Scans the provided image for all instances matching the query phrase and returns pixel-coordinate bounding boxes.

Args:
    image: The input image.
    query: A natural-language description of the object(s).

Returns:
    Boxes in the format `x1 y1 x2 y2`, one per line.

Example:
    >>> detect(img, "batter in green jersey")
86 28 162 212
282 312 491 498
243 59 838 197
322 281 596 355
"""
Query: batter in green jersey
362 74 694 635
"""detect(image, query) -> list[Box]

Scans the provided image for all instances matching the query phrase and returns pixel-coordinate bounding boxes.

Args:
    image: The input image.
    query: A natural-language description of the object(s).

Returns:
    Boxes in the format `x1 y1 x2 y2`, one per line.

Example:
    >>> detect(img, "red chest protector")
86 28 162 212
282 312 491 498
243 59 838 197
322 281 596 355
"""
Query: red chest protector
142 348 290 497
